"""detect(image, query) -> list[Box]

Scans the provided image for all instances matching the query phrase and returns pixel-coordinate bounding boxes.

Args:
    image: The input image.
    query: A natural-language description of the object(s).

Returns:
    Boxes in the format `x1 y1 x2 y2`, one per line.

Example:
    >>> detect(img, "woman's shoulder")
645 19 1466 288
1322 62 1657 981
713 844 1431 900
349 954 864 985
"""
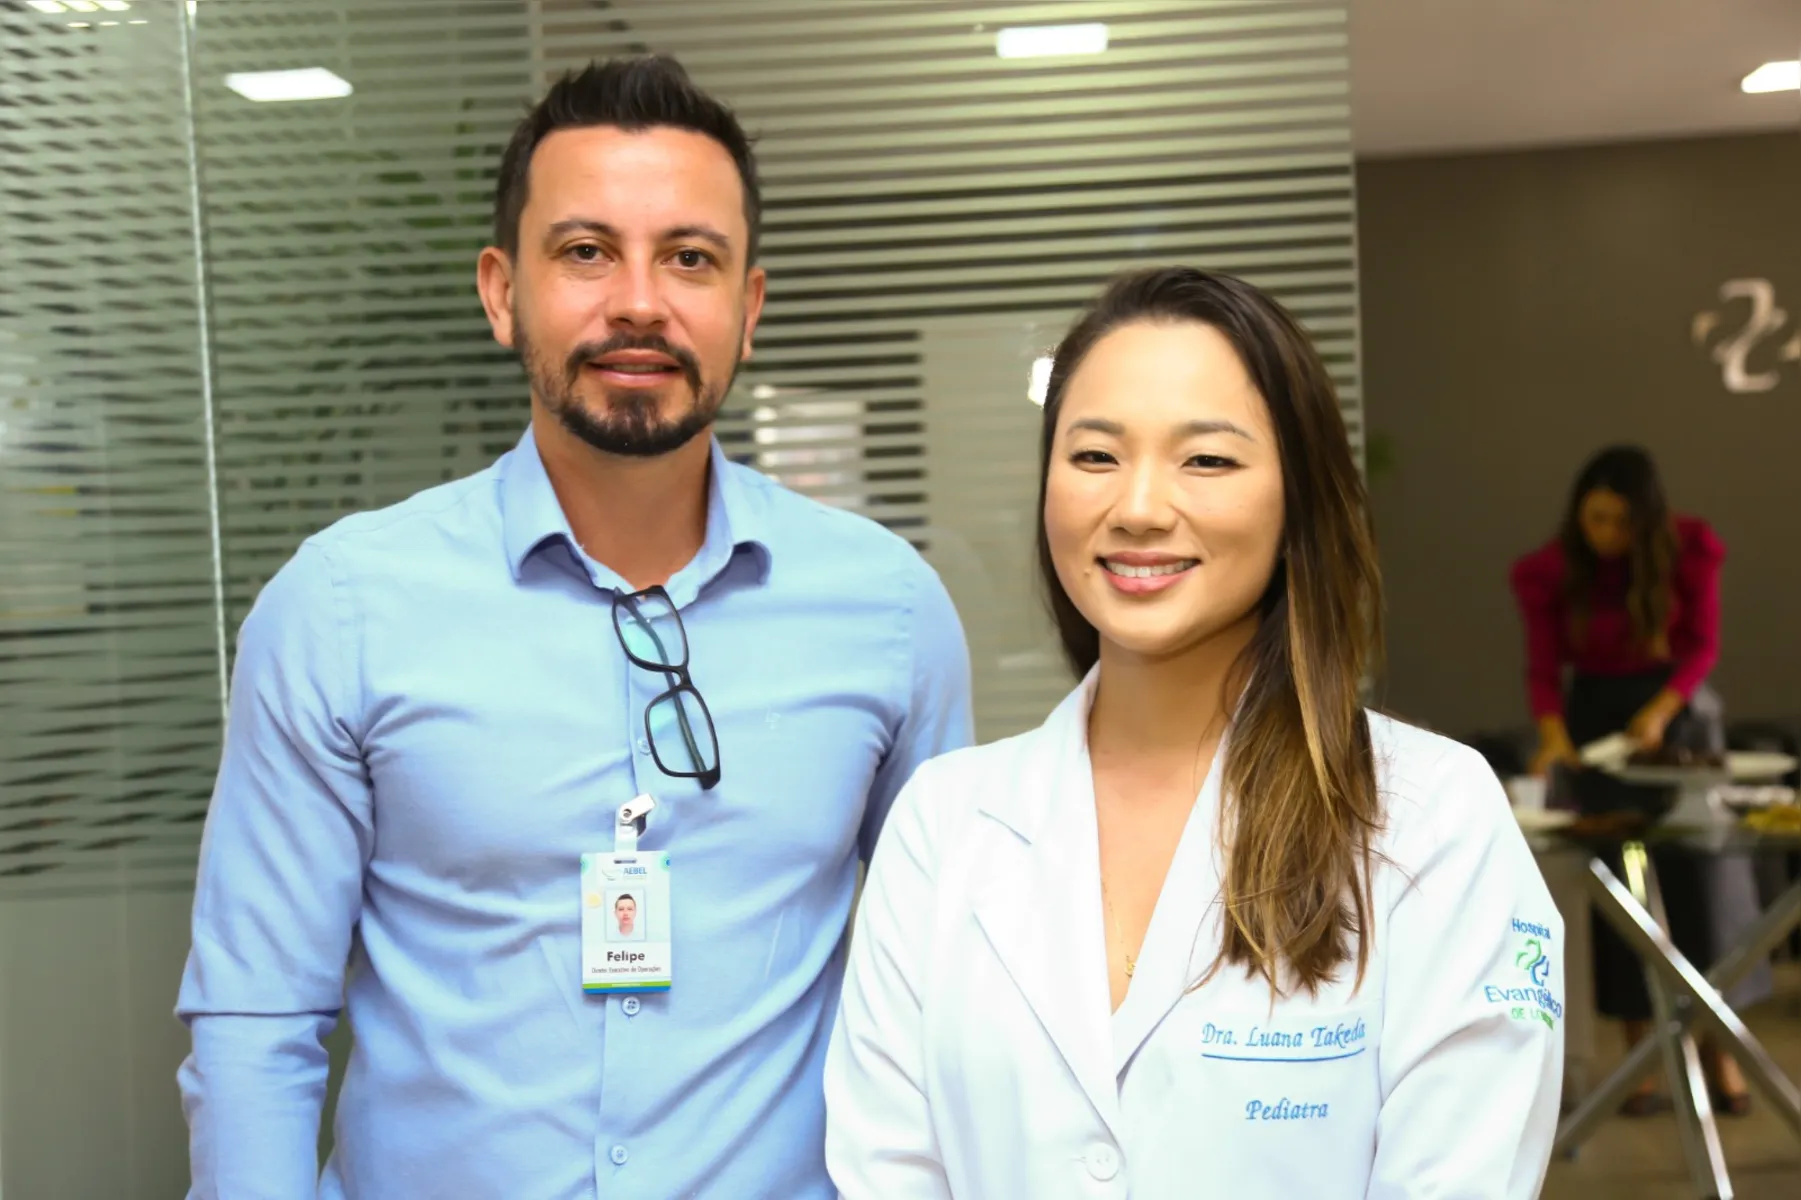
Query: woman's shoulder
1363 714 1563 989
908 733 1031 791
1366 711 1500 795
884 726 1048 842
1365 711 1519 865
1674 513 1725 565
1508 538 1564 593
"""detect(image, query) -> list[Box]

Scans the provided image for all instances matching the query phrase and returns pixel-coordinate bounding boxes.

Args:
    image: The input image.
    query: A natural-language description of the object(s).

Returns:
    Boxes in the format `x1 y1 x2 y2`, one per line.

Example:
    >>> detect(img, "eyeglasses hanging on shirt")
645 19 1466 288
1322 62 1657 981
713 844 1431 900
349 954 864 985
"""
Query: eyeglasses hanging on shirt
612 585 722 790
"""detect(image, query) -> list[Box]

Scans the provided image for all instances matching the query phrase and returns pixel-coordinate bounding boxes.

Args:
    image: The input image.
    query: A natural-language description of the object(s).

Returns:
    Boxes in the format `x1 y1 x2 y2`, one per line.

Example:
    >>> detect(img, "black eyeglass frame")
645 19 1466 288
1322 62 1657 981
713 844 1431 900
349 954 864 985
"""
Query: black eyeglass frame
610 585 722 791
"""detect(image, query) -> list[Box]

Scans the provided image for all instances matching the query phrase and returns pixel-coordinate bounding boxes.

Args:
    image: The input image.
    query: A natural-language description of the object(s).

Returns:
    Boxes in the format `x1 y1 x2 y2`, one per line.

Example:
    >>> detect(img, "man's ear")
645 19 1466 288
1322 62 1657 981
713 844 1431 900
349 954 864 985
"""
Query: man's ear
739 265 768 361
477 246 517 349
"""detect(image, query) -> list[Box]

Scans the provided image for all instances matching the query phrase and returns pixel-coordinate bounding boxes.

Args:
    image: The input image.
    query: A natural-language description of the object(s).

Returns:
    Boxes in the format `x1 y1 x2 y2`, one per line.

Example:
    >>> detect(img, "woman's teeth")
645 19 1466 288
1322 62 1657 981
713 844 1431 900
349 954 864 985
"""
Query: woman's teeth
1102 559 1197 578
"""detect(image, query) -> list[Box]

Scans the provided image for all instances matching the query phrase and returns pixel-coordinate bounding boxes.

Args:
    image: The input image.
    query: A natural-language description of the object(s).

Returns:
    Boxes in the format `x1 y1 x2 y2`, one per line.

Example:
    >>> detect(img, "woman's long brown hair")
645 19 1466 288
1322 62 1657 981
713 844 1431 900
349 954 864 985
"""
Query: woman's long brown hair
1035 267 1385 996
1558 445 1678 656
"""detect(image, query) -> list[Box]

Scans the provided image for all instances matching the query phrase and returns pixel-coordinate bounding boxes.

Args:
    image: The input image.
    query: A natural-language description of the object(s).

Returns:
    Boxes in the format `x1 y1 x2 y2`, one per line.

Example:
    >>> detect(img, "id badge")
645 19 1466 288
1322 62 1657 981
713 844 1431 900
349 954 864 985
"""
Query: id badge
581 849 672 994
583 850 677 987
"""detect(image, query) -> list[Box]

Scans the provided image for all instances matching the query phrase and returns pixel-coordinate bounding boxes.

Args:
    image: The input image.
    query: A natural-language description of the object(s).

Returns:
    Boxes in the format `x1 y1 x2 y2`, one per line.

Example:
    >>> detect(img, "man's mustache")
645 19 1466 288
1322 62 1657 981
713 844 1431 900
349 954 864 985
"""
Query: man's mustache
566 334 703 394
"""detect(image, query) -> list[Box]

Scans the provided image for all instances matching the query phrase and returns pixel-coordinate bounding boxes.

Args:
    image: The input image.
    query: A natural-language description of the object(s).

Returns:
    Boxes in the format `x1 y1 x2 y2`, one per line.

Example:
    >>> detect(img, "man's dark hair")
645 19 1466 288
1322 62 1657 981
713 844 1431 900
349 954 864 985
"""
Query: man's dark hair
492 55 761 263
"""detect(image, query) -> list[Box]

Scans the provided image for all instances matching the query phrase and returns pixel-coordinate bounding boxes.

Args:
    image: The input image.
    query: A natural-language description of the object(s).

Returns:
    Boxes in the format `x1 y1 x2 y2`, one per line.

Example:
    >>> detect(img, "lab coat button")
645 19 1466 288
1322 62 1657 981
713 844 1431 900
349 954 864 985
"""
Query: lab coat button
1084 1142 1119 1180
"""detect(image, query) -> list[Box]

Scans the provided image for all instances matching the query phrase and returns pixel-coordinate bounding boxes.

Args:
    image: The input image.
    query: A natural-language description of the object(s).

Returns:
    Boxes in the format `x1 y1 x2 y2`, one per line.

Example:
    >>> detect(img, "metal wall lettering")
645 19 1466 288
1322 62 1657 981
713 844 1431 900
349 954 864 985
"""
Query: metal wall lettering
1692 278 1801 394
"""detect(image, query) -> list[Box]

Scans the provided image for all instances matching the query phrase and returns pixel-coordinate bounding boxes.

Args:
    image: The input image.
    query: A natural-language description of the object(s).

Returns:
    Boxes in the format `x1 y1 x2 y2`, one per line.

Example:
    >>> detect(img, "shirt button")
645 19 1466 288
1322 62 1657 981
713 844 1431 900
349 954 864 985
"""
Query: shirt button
610 1145 629 1166
1084 1142 1119 1181
635 737 650 755
621 996 641 1016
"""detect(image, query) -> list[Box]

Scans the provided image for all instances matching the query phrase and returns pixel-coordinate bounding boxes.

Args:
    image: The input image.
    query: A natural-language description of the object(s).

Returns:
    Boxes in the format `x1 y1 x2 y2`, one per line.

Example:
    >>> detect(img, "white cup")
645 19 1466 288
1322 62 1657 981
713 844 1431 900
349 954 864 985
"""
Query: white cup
1505 775 1547 812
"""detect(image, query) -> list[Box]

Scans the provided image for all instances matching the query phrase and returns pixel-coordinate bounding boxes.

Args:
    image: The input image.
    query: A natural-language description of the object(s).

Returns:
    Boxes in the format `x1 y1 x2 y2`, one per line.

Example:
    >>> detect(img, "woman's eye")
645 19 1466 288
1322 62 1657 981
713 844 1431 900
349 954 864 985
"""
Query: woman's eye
1071 449 1116 466
1187 454 1238 470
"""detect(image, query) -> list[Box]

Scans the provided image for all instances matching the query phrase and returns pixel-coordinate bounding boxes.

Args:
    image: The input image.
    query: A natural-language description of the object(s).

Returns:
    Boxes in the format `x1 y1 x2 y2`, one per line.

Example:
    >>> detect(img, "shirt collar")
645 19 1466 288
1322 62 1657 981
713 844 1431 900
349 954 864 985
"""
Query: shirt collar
978 664 1248 844
500 425 771 592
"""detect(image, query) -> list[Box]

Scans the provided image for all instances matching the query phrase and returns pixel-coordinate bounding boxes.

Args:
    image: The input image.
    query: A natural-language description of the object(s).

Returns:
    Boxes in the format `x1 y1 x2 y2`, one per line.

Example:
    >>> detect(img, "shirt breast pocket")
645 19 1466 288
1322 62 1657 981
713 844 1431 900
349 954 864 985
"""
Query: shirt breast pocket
1151 1000 1381 1192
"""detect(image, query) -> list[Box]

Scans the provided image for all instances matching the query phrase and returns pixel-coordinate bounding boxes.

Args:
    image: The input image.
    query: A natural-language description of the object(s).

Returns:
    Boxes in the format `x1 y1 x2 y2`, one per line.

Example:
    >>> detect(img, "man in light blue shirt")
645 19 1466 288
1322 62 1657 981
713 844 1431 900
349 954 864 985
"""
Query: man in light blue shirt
177 55 972 1199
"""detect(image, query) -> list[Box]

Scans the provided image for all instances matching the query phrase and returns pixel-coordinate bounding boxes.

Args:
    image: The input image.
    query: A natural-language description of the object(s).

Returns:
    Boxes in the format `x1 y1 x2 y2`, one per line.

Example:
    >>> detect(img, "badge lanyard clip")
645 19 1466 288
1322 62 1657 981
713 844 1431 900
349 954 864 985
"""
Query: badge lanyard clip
616 793 656 854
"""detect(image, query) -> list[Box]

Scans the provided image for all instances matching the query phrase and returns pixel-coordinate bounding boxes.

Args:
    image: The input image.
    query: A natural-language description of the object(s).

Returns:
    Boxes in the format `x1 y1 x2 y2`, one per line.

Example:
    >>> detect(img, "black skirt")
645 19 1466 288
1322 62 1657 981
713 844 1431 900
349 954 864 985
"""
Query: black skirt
1560 669 1773 1021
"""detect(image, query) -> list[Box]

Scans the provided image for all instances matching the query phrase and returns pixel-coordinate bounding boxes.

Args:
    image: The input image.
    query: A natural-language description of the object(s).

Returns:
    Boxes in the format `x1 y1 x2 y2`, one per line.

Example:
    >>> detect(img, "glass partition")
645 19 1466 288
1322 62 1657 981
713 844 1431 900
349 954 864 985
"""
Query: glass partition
0 3 1358 1192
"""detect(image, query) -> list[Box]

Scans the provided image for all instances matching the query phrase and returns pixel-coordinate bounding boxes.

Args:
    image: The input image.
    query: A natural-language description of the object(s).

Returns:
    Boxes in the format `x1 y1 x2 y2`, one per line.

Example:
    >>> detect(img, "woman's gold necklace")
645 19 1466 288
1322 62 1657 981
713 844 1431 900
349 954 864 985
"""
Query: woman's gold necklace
1101 876 1136 978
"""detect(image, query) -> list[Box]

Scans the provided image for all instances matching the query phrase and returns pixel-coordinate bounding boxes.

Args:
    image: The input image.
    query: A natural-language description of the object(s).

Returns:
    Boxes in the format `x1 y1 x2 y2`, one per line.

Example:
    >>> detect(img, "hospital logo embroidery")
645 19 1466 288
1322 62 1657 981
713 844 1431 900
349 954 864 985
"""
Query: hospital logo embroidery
1482 919 1562 1032
1515 936 1551 989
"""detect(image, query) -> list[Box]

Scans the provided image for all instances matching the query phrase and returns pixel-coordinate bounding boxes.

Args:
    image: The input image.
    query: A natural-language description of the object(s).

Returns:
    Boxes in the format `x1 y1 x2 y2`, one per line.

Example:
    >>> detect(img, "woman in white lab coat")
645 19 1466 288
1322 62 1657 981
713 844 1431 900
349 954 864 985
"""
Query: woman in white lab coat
825 267 1565 1200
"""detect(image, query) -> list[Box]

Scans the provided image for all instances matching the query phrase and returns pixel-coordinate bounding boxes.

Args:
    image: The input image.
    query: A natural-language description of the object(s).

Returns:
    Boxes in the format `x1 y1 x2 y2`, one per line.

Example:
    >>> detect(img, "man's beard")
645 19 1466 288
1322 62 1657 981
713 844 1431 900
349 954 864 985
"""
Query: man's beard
516 320 739 458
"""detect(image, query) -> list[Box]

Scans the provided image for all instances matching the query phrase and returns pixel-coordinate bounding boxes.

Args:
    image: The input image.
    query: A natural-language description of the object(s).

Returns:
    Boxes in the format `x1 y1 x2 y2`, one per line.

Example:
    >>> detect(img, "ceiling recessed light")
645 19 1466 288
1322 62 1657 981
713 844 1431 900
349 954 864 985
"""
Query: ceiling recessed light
1742 60 1800 94
98 1 132 10
64 0 99 11
26 2 69 14
996 23 1108 60
1027 355 1054 406
225 67 354 103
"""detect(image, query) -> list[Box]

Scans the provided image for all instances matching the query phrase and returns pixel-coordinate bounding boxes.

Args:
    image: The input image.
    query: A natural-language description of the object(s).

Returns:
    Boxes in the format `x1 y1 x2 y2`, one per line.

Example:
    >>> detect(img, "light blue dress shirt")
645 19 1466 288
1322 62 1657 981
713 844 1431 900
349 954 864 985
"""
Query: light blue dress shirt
176 427 973 1199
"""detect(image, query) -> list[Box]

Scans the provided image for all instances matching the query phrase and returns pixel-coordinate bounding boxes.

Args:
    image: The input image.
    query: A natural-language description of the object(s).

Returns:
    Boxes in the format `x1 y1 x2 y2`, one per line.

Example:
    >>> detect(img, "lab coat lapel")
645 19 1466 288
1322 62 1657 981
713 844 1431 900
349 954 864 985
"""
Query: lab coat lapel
971 681 1123 1141
1111 743 1228 1071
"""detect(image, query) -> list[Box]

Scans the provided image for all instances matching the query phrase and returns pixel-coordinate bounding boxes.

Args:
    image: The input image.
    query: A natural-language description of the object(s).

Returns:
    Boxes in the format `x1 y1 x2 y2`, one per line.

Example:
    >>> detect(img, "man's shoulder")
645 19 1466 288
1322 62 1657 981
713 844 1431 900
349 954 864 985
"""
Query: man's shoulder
245 464 504 629
727 460 933 579
303 461 504 565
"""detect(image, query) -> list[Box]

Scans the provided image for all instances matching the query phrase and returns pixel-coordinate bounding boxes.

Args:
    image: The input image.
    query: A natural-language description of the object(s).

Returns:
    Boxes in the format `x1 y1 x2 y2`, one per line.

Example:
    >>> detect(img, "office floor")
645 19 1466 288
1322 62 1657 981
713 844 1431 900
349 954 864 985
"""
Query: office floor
1542 963 1801 1199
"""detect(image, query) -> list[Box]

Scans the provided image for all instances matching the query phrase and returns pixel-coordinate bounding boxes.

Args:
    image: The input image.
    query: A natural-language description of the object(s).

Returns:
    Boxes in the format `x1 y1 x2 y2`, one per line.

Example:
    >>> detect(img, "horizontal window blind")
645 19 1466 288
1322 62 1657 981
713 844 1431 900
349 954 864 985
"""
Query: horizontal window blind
0 0 1358 892
600 0 1364 738
0 2 223 896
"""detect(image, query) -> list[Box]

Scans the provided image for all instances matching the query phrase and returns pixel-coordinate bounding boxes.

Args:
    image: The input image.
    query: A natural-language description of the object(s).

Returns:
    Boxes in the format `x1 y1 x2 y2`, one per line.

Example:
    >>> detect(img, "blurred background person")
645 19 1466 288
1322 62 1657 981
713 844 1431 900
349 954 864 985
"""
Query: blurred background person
1511 444 1768 1115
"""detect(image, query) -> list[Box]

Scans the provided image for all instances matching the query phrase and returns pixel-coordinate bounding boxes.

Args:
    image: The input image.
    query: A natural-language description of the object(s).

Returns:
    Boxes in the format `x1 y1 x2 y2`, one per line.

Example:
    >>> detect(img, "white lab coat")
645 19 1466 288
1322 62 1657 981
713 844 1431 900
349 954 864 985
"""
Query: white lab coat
825 677 1565 1199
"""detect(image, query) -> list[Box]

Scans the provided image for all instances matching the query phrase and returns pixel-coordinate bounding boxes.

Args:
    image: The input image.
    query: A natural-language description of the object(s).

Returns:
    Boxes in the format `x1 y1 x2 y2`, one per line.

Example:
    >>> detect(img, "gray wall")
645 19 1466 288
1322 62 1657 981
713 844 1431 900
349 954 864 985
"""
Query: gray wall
1359 131 1801 737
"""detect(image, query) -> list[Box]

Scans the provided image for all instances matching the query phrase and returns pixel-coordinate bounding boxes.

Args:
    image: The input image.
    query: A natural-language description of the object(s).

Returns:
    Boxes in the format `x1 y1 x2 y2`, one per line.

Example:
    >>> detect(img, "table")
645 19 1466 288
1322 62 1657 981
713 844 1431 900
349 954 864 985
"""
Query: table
1530 792 1801 1200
